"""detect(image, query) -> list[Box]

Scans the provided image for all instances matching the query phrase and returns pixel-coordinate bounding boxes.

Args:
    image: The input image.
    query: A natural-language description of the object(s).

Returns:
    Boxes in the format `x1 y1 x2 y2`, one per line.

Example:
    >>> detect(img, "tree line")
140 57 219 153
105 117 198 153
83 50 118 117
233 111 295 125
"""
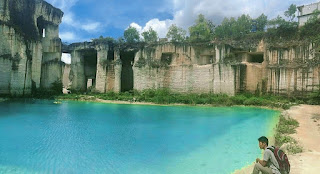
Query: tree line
94 4 320 44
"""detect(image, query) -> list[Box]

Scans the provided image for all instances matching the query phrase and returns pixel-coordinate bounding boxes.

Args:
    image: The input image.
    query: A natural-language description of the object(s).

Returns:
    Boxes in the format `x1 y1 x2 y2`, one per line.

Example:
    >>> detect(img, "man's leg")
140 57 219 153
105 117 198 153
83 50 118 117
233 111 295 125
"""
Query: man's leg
252 163 273 174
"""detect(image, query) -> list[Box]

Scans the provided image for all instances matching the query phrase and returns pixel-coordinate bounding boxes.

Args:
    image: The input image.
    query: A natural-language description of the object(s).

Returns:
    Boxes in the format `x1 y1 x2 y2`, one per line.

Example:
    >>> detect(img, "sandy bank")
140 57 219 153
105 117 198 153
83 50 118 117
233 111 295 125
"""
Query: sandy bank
284 105 320 174
234 104 320 174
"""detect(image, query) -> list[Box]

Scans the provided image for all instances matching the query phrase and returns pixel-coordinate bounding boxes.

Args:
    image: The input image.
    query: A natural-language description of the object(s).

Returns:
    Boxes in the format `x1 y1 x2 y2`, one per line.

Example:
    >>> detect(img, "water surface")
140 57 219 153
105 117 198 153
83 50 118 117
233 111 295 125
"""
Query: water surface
0 100 279 174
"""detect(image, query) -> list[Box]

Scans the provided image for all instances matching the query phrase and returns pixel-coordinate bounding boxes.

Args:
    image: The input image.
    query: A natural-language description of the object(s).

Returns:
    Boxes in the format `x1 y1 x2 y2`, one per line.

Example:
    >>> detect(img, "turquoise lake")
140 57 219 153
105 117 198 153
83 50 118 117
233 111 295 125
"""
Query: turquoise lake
0 100 279 174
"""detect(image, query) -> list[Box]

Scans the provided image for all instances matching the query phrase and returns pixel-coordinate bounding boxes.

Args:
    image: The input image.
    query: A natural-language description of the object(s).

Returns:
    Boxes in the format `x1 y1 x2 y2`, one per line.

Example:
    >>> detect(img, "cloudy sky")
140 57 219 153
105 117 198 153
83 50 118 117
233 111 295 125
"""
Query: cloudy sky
46 0 318 43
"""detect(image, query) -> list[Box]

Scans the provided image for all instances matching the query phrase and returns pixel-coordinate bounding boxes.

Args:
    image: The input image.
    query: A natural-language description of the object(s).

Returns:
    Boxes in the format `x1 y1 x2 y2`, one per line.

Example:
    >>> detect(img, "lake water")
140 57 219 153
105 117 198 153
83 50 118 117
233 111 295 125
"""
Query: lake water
0 100 279 174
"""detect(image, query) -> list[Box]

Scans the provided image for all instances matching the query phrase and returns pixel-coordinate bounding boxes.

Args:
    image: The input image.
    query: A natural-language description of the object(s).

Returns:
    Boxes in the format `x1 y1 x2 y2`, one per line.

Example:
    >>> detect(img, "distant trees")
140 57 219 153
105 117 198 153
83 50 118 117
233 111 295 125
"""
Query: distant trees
284 4 297 21
215 14 252 39
188 14 214 42
124 26 140 43
142 27 158 42
255 14 268 32
166 24 186 42
116 3 311 44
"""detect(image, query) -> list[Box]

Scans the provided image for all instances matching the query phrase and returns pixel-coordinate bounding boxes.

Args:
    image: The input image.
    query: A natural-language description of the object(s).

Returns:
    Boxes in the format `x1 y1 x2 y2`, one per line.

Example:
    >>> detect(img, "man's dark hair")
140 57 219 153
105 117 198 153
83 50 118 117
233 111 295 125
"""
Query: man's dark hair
258 136 268 146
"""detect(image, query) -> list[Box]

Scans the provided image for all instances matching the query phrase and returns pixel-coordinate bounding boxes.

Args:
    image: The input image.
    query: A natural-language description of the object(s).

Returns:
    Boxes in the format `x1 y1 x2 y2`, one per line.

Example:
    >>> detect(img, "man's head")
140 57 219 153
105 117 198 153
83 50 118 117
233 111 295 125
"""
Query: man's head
258 136 268 149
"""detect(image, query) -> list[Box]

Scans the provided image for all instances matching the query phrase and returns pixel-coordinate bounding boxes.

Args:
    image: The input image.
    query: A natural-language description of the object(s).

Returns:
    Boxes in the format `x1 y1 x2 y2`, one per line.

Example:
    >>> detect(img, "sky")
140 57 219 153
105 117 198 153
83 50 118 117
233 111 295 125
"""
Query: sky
46 0 318 44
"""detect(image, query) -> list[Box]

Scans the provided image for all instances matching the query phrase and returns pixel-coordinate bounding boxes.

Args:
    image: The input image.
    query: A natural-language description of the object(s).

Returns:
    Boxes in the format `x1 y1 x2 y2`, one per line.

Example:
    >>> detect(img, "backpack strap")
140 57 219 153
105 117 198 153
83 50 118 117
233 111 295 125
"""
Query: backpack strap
266 146 281 171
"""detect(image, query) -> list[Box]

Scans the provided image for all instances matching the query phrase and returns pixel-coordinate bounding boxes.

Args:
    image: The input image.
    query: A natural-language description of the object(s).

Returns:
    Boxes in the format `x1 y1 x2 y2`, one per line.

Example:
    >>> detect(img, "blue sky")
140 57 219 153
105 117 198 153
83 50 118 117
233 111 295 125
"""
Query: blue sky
46 0 318 43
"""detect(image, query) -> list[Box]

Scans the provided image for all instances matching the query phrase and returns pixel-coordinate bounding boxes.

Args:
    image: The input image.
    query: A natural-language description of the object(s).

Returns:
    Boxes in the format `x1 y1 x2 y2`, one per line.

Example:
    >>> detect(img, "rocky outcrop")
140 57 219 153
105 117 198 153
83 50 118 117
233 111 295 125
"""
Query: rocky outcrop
65 40 320 96
0 0 63 95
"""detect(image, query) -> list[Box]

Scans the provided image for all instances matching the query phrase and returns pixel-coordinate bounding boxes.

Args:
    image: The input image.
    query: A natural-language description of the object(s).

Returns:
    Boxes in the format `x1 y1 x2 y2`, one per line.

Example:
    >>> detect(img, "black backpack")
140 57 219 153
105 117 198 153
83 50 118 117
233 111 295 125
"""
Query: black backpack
267 146 290 174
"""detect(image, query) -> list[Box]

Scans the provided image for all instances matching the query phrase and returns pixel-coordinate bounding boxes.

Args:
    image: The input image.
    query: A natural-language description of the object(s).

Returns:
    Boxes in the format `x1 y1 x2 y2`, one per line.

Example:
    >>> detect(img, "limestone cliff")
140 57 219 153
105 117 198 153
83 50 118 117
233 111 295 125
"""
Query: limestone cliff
0 0 63 95
64 40 320 96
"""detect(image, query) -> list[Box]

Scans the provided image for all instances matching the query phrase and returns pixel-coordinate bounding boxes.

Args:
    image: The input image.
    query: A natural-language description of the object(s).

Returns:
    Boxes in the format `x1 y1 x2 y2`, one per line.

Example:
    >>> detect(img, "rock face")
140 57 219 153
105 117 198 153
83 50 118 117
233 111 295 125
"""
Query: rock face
1 1 319 97
64 40 320 96
0 0 63 95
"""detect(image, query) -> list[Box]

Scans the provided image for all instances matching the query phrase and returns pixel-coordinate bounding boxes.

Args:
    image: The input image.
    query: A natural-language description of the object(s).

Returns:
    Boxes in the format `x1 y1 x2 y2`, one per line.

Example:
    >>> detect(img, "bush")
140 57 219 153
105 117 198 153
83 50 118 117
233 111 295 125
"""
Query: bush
274 114 301 154
275 133 296 146
50 80 63 95
230 95 247 105
243 97 263 106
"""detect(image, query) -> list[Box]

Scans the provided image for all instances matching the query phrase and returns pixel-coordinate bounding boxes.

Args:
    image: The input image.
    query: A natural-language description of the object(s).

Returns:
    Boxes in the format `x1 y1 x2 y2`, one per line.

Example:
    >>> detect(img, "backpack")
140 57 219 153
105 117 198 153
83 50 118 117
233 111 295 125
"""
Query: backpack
267 146 290 174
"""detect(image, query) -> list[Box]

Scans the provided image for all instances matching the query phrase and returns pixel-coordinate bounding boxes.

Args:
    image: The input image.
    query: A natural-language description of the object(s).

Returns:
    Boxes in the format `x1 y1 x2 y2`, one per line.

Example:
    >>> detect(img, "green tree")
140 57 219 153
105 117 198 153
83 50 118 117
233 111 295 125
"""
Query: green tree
233 14 252 37
124 26 140 43
166 24 186 42
255 14 268 31
215 17 232 39
93 36 115 44
268 15 286 27
189 14 214 42
267 15 298 39
214 15 251 39
142 27 158 42
307 9 320 23
284 4 297 21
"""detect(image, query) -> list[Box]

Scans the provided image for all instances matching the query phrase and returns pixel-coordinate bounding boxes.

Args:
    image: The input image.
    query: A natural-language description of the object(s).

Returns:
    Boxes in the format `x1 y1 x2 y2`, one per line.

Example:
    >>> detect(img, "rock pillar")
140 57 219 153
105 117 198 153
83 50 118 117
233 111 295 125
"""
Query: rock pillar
114 49 122 93
95 44 109 93
70 50 86 91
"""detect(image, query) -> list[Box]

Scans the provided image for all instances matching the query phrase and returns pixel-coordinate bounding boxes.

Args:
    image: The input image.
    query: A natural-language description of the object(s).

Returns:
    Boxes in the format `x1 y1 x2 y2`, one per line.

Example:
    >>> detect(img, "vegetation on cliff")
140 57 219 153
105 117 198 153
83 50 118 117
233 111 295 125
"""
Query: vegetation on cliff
91 3 320 54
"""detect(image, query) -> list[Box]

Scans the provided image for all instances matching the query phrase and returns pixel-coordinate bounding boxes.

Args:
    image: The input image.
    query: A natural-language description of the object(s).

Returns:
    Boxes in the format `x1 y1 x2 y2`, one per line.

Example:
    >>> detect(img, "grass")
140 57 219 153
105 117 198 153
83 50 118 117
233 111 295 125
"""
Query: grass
312 114 320 121
54 88 305 109
274 115 303 154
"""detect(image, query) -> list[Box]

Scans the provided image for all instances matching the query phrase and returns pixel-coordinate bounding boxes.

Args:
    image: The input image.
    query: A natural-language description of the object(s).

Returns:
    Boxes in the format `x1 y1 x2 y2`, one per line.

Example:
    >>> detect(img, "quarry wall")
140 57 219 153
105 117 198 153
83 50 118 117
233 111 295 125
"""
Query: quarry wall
0 0 63 95
0 0 319 97
65 41 320 96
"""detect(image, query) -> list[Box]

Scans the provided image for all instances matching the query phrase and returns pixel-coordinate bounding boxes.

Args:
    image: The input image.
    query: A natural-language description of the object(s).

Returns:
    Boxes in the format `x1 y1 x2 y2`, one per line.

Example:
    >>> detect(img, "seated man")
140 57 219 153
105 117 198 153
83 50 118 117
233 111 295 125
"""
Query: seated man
252 136 280 174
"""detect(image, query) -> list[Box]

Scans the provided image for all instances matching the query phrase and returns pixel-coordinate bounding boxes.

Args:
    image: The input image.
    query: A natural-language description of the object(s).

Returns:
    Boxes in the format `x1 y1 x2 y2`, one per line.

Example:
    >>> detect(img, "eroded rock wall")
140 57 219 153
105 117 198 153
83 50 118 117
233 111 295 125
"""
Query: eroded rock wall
266 43 320 95
66 40 320 96
132 43 236 95
0 0 63 95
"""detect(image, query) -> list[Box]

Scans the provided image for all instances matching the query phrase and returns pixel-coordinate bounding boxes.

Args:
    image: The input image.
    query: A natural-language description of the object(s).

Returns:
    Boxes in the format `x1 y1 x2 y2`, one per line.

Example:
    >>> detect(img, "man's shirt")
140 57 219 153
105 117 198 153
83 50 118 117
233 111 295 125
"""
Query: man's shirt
263 146 281 174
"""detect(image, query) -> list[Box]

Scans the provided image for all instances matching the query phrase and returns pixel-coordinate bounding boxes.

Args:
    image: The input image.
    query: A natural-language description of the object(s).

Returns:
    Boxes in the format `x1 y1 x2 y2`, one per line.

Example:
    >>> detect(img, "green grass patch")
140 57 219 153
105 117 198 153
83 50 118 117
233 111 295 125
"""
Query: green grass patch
274 115 302 154
52 88 314 110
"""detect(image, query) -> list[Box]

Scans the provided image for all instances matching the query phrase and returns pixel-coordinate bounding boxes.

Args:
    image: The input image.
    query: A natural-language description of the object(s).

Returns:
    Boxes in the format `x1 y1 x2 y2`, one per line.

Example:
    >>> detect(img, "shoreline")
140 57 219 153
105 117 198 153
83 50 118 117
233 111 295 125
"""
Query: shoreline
233 111 279 174
56 97 284 111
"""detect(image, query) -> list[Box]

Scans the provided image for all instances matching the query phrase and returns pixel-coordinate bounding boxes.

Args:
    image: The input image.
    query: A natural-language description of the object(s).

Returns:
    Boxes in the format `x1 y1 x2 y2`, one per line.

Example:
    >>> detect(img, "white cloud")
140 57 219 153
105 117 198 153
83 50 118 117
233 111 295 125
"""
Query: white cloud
46 0 79 12
82 22 101 32
143 19 173 38
62 13 75 25
61 53 71 64
129 23 143 33
47 0 101 37
130 20 173 38
132 0 319 38
59 32 76 42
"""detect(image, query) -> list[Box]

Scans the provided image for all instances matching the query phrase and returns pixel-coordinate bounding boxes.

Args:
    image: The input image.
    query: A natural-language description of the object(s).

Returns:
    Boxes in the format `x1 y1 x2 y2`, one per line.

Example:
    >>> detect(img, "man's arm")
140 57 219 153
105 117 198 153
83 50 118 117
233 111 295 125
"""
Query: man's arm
256 158 267 167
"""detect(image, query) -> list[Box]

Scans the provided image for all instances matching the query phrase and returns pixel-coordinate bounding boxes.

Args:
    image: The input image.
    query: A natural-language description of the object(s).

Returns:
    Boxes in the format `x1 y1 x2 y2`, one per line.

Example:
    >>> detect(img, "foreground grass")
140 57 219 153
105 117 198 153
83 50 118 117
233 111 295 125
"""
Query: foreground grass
275 115 303 154
55 89 311 109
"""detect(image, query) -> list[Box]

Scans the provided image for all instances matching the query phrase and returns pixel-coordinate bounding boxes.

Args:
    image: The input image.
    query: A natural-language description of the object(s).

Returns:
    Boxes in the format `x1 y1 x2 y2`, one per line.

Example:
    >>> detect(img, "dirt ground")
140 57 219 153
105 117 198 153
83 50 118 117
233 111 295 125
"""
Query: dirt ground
234 104 320 174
